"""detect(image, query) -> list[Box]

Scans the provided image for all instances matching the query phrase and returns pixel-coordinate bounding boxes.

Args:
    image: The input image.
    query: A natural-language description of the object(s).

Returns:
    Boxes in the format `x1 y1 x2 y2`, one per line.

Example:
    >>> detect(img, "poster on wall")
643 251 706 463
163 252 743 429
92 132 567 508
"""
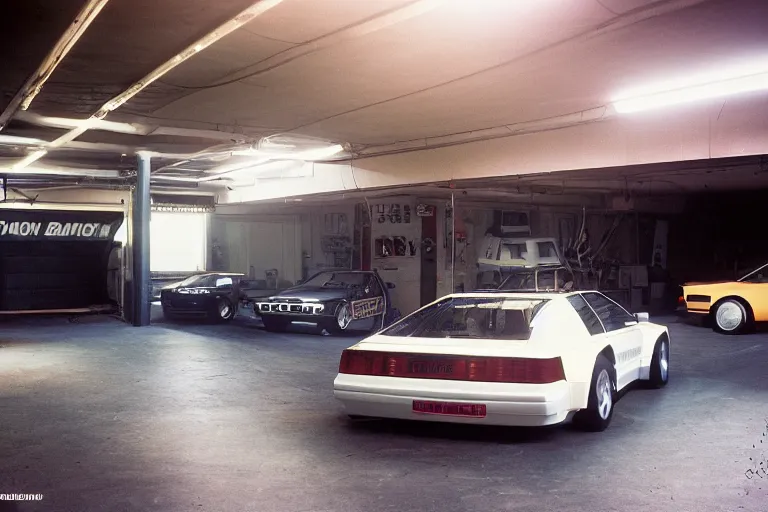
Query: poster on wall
375 203 411 224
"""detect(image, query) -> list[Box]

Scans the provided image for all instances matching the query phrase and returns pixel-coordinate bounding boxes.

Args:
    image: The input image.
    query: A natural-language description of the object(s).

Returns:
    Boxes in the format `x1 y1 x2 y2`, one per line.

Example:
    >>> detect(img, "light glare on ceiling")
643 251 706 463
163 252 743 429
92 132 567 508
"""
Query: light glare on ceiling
613 63 768 114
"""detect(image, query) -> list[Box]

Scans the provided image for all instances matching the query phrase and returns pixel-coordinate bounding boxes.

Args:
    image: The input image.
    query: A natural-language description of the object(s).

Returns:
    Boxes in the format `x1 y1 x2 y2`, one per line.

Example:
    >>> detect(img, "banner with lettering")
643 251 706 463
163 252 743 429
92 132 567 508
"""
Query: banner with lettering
0 210 123 242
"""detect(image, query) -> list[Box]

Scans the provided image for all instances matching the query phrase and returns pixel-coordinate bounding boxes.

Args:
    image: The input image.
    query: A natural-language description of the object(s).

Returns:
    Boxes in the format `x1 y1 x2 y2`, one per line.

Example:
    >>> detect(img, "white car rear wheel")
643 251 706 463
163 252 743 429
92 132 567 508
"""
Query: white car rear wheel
573 355 615 432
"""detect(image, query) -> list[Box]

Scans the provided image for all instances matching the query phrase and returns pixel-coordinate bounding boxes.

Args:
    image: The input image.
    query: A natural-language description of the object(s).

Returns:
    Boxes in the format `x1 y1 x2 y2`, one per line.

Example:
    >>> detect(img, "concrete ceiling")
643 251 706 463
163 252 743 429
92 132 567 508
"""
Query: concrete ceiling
2 0 768 194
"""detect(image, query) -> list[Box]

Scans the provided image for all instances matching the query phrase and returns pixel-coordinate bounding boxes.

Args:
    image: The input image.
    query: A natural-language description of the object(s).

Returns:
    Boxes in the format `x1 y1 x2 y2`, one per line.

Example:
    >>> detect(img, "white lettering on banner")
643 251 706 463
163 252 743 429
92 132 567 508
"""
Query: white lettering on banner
0 221 42 237
0 220 110 238
45 222 104 238
44 222 60 236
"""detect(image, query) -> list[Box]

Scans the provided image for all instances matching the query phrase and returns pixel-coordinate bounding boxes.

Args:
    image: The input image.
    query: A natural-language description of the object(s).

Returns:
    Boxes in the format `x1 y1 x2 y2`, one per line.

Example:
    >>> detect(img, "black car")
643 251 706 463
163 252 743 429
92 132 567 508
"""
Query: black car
253 270 400 334
160 272 244 322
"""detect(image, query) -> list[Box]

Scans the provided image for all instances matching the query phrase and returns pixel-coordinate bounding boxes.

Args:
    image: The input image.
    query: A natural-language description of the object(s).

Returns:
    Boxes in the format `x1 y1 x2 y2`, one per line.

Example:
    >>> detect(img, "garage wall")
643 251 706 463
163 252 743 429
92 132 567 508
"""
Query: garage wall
301 205 356 277
368 196 421 315
211 215 302 287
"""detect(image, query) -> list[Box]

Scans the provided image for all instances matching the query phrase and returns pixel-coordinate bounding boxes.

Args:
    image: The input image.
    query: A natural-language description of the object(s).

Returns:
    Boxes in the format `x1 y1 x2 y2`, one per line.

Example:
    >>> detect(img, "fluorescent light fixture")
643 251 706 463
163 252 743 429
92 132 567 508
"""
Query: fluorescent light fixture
612 59 768 114
0 134 48 146
232 138 345 161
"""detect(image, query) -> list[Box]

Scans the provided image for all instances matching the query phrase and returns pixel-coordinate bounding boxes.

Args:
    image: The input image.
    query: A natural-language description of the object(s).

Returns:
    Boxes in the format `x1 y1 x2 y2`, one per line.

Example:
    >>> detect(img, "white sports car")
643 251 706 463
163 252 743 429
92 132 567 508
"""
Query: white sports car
333 291 669 431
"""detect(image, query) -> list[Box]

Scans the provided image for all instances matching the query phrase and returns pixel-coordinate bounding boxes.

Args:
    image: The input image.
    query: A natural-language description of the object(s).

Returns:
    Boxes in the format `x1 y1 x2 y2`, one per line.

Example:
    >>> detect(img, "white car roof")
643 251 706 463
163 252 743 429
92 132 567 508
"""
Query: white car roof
445 291 588 300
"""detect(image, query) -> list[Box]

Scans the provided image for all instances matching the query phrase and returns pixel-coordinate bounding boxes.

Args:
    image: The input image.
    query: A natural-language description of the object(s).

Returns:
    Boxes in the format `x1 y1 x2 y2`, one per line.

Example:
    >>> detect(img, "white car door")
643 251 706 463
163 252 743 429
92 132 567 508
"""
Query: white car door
581 292 644 390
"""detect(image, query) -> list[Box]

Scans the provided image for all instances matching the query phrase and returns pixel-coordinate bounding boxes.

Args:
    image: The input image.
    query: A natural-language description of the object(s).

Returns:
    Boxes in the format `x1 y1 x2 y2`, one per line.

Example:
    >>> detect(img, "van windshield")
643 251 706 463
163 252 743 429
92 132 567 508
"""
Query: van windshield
381 296 549 340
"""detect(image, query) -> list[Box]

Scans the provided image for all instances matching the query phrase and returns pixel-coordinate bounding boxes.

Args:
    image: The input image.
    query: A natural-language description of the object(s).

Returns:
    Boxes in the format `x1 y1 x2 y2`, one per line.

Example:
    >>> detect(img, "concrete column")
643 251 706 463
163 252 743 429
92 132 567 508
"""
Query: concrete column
132 152 151 326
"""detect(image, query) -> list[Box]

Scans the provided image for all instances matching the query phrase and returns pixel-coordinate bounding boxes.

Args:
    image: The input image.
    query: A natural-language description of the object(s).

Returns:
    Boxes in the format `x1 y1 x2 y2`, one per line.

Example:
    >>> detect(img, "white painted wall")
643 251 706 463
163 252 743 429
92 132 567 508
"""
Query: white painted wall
302 205 356 277
211 215 302 286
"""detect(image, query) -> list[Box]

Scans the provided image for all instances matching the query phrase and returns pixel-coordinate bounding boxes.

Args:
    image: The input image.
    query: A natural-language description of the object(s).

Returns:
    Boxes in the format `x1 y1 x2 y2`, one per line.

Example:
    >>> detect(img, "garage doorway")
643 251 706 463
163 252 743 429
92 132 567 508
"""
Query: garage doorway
0 209 124 313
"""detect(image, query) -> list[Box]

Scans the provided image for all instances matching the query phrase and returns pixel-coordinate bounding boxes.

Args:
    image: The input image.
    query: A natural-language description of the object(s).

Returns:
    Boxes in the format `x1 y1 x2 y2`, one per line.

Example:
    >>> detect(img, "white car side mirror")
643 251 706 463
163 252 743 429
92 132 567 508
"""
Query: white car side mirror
635 312 650 323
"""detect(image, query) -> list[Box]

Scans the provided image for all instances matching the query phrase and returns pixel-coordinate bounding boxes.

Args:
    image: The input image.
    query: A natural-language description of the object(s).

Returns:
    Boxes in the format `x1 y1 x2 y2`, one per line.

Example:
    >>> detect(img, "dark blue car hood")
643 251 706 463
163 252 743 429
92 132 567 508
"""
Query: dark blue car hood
267 286 352 302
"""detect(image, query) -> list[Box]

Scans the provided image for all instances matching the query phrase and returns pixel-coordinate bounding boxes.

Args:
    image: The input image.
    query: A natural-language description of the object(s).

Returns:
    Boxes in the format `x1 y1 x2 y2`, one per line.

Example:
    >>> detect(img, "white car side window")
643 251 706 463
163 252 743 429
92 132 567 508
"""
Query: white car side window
566 294 604 335
583 293 634 333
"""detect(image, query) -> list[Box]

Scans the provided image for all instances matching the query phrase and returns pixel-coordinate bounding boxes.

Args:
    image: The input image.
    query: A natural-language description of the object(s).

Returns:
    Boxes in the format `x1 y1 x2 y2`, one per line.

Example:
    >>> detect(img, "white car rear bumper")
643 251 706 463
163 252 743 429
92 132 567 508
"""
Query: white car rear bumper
333 374 573 427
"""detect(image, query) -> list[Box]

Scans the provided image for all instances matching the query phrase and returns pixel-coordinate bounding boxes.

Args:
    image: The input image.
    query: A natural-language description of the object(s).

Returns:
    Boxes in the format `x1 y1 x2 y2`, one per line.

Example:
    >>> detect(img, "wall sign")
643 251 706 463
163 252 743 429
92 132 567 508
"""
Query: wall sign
151 193 215 213
152 204 215 213
0 210 123 241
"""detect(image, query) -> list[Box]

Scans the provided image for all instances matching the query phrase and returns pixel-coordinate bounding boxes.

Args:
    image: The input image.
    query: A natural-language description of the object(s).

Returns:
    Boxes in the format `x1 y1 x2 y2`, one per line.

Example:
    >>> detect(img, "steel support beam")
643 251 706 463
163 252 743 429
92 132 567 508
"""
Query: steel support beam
132 152 151 326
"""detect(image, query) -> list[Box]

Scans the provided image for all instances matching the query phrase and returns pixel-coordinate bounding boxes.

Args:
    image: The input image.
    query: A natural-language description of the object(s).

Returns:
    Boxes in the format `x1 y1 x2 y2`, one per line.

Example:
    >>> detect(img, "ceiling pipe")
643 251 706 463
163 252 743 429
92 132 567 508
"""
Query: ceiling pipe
0 0 111 131
14 111 252 143
5 0 285 172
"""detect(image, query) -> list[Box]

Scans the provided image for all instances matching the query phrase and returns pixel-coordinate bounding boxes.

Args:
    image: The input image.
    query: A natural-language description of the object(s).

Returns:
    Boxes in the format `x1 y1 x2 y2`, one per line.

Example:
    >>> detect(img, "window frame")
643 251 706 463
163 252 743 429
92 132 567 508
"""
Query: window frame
566 293 605 336
581 292 636 333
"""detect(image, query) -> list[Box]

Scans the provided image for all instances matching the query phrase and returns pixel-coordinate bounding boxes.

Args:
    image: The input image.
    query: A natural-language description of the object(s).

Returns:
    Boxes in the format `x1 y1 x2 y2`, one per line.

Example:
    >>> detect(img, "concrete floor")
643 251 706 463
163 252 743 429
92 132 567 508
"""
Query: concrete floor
1 311 767 512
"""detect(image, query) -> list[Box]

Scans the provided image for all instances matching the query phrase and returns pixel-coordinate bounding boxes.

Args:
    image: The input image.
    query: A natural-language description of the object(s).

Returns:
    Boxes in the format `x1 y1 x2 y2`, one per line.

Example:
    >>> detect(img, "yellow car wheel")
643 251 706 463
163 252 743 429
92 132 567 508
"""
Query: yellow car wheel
712 299 748 334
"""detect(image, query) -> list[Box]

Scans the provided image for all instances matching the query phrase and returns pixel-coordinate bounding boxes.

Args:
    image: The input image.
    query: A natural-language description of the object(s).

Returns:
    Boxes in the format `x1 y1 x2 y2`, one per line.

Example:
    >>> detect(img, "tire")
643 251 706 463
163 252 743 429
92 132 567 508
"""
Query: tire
326 301 353 335
573 356 616 432
712 299 748 334
647 335 670 388
262 315 290 333
210 297 236 323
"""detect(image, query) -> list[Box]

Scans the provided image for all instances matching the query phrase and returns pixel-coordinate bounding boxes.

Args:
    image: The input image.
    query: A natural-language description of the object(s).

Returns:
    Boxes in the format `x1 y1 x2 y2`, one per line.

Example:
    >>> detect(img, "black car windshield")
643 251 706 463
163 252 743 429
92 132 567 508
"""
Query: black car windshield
380 296 549 340
302 271 368 288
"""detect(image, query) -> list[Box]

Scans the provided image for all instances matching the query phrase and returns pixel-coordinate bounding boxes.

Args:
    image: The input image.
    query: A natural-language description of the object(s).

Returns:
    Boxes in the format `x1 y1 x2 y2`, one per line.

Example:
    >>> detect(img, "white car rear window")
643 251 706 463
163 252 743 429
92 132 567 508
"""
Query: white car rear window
381 297 549 340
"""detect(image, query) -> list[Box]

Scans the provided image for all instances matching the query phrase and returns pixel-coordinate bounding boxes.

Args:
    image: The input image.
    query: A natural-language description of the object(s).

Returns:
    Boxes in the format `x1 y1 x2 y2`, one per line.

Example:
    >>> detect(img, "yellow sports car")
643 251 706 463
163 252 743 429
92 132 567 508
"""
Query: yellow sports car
681 263 768 334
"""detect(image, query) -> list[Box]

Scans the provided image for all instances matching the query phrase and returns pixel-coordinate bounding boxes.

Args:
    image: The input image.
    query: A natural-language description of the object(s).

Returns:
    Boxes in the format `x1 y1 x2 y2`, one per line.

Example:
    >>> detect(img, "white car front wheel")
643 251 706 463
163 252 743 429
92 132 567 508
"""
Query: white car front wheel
648 335 670 388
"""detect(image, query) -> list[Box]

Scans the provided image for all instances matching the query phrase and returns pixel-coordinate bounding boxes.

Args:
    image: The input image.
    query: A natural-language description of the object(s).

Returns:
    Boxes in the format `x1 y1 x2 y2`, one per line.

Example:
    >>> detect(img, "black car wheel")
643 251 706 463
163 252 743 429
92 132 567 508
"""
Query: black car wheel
326 301 353 335
262 315 290 333
211 297 236 323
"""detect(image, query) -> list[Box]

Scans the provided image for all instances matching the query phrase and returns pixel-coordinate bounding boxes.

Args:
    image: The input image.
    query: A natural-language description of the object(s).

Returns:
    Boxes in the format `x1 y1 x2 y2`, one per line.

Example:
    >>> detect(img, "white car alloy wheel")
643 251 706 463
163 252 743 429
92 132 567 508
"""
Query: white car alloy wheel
659 341 669 382
219 301 231 319
596 369 613 420
337 303 353 330
715 300 745 332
